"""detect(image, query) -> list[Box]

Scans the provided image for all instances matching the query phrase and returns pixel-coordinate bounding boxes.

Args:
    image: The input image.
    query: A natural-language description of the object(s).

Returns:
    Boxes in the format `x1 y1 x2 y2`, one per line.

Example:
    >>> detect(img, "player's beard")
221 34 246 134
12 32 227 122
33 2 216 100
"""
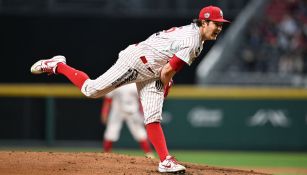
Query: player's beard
206 32 217 40
210 30 221 40
211 34 218 40
204 30 219 40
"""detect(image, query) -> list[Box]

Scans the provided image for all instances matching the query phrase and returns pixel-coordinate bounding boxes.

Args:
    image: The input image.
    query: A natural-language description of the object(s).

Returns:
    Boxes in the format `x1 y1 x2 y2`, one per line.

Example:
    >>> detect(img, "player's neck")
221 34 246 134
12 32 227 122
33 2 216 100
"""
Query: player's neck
199 27 207 42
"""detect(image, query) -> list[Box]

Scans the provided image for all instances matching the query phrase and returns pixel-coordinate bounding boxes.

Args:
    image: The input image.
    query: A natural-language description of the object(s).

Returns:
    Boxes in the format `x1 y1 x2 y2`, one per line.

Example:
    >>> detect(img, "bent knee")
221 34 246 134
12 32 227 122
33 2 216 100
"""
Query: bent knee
81 80 107 98
82 91 101 98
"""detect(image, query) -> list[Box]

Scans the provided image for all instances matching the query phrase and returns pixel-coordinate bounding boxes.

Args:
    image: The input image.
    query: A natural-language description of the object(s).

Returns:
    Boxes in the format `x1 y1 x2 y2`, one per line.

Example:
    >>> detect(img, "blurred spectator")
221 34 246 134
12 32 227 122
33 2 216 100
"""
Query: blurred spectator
239 0 307 75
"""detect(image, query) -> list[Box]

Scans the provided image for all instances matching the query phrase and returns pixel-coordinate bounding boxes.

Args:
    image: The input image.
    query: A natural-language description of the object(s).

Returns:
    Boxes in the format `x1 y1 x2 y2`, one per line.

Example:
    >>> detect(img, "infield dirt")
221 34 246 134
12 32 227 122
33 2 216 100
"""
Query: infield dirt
0 151 270 175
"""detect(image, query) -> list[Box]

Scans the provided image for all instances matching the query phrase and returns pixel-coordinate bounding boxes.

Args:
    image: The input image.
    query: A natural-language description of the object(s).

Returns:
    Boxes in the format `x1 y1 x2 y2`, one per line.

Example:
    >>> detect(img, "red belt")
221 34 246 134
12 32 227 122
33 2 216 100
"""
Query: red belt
140 56 154 74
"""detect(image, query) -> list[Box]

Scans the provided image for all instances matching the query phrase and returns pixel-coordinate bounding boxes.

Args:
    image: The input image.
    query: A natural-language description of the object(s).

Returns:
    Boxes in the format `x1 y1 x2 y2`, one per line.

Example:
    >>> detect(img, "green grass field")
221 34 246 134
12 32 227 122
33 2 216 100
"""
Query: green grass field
1 147 307 175
115 149 307 175
115 149 307 168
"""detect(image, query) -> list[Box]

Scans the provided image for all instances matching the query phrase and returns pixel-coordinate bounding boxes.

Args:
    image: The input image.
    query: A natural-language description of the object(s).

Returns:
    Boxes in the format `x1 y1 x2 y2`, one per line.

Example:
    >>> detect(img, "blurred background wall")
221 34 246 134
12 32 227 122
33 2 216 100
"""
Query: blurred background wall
0 0 306 151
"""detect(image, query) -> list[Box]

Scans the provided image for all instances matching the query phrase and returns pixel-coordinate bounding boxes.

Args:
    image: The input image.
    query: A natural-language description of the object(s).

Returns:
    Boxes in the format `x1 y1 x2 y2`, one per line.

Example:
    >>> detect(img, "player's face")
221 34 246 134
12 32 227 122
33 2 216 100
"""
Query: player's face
202 21 223 40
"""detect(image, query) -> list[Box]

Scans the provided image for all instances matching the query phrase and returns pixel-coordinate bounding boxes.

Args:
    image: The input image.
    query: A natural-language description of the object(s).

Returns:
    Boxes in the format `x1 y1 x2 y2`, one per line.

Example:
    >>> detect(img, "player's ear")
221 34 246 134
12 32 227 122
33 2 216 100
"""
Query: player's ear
202 20 205 24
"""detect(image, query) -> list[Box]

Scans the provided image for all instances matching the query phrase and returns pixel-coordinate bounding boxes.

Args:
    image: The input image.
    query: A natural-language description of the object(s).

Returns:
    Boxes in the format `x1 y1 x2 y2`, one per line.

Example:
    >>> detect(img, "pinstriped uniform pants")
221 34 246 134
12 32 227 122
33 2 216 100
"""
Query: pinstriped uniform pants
81 44 164 124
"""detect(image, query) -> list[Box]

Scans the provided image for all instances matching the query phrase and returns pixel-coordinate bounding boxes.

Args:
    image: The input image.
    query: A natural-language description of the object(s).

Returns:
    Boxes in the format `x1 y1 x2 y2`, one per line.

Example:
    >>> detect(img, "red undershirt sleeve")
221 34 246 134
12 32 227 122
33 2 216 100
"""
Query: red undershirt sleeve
169 55 187 72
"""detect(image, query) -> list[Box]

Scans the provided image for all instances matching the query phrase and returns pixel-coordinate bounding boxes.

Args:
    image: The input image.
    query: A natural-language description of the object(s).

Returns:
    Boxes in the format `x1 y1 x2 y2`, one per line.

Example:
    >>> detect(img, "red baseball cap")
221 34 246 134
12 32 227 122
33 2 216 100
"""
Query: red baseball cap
199 5 230 23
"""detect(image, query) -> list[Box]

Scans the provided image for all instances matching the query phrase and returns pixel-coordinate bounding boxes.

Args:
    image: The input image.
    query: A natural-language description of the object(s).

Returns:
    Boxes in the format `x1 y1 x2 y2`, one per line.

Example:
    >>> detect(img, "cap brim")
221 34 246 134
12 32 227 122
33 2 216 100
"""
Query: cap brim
212 19 230 23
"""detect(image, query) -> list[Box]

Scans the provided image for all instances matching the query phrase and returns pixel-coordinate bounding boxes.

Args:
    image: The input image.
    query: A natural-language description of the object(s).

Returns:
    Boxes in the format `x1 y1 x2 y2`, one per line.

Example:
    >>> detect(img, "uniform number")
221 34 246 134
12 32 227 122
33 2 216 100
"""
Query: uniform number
156 27 182 36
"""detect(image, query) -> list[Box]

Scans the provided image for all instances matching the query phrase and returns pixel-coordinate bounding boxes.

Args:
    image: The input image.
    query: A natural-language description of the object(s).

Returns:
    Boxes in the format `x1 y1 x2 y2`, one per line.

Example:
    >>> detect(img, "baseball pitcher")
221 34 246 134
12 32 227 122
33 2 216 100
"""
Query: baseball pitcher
30 5 229 173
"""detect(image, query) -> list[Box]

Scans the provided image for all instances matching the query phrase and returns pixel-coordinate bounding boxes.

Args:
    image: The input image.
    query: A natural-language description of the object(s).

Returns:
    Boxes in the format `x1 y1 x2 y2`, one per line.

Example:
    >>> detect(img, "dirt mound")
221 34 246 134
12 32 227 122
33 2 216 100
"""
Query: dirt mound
0 151 270 175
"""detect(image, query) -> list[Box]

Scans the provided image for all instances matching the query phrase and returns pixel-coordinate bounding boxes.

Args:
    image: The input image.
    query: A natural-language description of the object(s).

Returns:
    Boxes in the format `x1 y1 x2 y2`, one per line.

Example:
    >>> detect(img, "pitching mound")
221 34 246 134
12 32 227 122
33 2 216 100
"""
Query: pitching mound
0 151 270 175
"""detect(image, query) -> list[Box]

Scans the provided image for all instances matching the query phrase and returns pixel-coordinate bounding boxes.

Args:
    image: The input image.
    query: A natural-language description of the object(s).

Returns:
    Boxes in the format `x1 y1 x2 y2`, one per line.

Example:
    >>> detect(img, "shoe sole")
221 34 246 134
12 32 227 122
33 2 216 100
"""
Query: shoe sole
169 170 185 174
158 169 186 174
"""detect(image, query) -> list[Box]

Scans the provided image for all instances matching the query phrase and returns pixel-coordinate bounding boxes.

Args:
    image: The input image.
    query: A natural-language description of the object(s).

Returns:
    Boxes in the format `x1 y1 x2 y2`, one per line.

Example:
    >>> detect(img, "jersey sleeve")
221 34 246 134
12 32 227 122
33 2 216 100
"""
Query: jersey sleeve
174 37 199 65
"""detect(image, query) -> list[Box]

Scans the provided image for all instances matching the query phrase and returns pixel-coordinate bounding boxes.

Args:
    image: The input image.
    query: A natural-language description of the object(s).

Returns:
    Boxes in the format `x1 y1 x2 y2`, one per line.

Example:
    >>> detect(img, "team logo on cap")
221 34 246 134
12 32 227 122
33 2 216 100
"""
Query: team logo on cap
204 12 210 19
220 10 223 17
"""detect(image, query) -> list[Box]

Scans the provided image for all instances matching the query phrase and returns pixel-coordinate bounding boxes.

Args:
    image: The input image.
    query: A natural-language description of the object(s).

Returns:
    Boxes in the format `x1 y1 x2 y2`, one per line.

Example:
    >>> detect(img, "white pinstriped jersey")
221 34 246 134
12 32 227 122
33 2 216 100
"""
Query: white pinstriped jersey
139 23 204 68
81 23 205 124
